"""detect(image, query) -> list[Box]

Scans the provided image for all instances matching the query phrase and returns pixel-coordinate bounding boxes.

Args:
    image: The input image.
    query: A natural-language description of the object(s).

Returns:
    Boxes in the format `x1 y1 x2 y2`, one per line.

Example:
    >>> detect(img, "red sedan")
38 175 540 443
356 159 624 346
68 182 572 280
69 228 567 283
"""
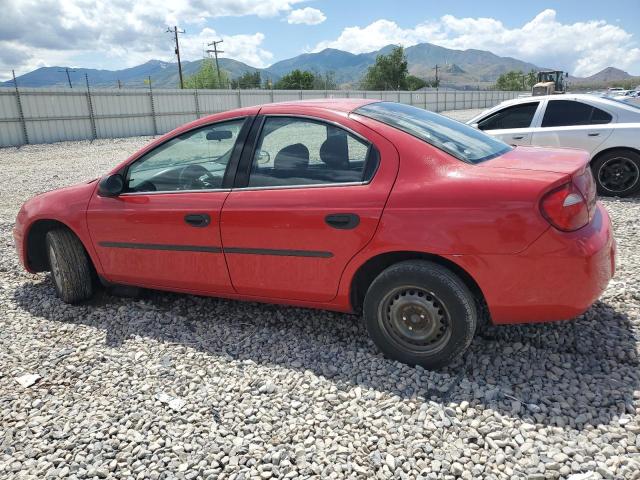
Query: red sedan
13 99 616 369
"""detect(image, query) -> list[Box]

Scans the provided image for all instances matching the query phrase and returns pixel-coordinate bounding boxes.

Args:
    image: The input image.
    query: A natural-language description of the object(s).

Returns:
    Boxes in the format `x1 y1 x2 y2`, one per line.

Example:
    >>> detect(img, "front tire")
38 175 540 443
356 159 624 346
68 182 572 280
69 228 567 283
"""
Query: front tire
363 261 477 369
46 229 93 303
592 150 640 197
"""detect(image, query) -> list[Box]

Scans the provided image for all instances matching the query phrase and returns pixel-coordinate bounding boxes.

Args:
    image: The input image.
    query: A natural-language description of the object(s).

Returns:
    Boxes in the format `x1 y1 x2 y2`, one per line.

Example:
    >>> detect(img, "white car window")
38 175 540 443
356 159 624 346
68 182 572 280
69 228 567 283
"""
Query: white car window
542 100 612 127
478 102 539 130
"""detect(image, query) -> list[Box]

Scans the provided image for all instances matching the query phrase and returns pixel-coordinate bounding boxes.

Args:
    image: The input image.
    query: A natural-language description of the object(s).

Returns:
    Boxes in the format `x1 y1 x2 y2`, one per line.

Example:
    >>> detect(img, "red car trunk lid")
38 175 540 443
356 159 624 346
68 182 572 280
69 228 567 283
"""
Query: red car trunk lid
479 146 590 175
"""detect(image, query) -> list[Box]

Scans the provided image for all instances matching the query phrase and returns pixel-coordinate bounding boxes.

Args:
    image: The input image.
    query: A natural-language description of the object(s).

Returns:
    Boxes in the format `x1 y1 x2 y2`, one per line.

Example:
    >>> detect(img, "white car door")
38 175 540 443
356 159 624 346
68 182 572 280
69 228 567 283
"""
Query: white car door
475 101 542 146
530 99 615 154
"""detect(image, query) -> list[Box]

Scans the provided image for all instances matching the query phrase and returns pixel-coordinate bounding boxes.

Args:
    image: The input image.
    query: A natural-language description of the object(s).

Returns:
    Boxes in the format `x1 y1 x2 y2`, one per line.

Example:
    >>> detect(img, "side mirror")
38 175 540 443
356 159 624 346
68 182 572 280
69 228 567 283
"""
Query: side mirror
98 173 124 197
256 150 271 165
470 122 479 129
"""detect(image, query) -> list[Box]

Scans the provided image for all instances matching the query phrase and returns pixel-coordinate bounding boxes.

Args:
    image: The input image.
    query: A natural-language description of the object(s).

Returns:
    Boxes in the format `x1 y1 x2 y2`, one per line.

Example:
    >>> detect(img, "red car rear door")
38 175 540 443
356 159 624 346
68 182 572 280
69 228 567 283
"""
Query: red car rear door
220 110 399 302
87 116 253 293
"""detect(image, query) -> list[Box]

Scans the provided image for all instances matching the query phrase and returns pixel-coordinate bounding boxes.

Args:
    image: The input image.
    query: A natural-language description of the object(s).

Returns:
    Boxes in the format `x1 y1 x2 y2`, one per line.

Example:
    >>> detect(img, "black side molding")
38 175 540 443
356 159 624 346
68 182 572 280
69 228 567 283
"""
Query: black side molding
225 247 333 258
98 242 333 258
98 242 221 253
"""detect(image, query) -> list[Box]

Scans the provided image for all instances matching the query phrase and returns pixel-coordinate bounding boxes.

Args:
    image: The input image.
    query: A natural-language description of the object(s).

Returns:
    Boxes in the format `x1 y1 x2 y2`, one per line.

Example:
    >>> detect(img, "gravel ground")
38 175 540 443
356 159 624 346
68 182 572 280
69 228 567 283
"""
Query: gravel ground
1 109 639 480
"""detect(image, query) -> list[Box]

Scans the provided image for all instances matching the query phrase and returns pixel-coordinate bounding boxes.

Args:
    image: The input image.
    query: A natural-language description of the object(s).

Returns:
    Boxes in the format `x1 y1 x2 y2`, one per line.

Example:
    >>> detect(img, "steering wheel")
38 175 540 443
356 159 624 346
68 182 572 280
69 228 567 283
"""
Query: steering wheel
178 164 218 190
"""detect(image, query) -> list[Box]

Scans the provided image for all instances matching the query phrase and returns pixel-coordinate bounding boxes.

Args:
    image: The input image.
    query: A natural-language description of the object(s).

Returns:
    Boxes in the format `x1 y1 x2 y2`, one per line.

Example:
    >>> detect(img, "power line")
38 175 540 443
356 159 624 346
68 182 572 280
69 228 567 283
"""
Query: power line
206 39 224 86
167 26 185 89
58 67 76 88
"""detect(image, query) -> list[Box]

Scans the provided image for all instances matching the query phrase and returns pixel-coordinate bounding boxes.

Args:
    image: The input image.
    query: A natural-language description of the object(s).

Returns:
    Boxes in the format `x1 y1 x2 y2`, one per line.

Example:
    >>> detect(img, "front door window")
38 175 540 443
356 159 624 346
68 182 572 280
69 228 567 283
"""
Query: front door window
126 119 246 192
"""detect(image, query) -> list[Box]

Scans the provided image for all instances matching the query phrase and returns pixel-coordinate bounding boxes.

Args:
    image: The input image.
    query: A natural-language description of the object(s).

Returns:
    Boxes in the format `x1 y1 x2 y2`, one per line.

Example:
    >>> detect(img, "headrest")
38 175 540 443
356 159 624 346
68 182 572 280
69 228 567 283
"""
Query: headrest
274 143 309 170
320 134 349 169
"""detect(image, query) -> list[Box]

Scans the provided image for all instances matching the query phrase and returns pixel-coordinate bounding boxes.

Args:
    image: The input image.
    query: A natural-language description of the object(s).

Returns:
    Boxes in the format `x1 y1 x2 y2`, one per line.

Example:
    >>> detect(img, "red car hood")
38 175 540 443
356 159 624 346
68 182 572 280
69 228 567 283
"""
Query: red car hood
480 146 590 174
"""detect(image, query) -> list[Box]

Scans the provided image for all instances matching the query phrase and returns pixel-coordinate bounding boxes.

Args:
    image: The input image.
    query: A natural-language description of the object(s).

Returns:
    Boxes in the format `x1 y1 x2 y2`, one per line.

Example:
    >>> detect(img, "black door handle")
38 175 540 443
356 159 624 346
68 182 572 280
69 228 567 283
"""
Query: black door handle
325 213 360 230
587 132 600 137
184 213 211 227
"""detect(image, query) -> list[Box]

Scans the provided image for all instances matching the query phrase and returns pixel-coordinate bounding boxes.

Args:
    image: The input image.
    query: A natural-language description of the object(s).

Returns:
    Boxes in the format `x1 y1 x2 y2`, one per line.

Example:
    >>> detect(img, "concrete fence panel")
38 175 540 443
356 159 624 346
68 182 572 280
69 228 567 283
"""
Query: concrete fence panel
0 88 523 147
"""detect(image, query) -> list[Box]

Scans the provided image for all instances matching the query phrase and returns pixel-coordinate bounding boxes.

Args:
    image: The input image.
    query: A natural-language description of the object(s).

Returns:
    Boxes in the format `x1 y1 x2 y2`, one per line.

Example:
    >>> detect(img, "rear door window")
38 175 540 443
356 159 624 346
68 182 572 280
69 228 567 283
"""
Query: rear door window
247 117 376 188
477 102 539 130
542 100 612 127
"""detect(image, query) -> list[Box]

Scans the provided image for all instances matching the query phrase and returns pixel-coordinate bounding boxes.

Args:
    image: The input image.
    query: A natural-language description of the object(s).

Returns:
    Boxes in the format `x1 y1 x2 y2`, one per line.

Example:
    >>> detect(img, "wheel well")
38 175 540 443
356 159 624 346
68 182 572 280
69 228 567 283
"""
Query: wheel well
25 220 88 273
591 146 640 165
350 251 490 322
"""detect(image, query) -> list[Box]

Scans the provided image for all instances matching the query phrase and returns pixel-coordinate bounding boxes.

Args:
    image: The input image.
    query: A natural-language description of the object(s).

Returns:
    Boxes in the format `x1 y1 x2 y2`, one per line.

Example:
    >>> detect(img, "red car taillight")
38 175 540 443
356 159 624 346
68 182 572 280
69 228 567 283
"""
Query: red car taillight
573 167 597 223
540 181 590 232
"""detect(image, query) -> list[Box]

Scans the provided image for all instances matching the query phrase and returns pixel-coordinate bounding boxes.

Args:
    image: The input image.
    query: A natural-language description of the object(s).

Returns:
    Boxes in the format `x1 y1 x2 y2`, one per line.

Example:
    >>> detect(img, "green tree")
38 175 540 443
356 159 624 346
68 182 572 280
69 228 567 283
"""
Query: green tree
232 71 261 89
184 59 229 89
274 69 316 89
263 77 274 89
526 70 537 89
361 46 409 90
312 71 337 90
406 75 428 91
495 70 531 91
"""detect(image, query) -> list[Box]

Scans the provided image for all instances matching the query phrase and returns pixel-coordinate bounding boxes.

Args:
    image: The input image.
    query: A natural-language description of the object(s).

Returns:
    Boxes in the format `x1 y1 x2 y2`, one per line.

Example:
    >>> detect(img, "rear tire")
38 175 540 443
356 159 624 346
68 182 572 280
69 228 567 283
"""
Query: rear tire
46 229 93 303
592 150 640 197
363 260 477 370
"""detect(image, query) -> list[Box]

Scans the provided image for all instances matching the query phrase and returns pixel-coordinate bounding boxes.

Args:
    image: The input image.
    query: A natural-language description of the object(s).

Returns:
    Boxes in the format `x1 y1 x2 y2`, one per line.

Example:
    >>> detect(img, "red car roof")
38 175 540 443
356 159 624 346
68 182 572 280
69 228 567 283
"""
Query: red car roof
263 98 379 113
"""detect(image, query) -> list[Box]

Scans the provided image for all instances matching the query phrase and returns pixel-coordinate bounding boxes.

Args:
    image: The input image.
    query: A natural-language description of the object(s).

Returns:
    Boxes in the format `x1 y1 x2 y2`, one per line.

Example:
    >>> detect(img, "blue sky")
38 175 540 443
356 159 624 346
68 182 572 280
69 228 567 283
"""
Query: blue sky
226 0 640 63
2 0 640 81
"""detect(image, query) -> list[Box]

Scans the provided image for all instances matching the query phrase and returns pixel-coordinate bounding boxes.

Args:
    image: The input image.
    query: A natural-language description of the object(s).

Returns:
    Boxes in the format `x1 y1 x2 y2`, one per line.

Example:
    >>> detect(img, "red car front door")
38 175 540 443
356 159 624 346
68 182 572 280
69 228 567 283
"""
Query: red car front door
220 112 399 302
87 118 251 293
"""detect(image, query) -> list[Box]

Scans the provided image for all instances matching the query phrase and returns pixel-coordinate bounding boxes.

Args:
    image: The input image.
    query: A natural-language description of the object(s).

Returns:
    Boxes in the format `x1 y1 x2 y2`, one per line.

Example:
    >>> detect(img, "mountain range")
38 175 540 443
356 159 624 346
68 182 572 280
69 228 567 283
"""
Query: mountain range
569 67 635 84
2 42 636 90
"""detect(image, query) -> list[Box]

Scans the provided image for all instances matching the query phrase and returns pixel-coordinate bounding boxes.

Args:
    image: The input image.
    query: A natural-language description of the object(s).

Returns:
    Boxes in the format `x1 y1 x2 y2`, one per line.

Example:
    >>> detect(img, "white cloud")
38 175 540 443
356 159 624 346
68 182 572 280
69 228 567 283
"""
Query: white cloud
314 19 444 54
287 7 326 25
0 0 303 78
181 29 273 68
313 10 640 76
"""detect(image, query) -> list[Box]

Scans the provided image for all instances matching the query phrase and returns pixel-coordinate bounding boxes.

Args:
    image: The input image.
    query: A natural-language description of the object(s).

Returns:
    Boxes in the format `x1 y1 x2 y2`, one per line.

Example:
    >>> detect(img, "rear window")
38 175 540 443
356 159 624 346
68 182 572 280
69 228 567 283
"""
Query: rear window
608 97 640 110
355 102 512 164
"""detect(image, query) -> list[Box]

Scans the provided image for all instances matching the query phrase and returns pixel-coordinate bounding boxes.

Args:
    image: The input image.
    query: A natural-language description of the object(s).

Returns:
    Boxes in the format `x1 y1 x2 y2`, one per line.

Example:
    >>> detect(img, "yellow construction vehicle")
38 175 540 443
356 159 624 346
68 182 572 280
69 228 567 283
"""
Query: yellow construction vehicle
532 70 568 96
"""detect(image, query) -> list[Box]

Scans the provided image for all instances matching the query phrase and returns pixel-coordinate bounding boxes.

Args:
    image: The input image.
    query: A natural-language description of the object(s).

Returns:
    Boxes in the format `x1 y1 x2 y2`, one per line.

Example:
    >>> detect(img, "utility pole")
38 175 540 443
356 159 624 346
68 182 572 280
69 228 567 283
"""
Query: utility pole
434 64 439 88
206 39 224 86
167 26 185 89
117 79 122 89
12 70 29 145
58 67 76 88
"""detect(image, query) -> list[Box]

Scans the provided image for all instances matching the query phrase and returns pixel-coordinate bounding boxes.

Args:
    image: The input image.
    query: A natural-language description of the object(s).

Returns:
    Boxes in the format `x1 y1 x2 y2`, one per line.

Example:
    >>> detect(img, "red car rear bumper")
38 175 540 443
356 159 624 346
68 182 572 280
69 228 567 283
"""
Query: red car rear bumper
450 202 616 324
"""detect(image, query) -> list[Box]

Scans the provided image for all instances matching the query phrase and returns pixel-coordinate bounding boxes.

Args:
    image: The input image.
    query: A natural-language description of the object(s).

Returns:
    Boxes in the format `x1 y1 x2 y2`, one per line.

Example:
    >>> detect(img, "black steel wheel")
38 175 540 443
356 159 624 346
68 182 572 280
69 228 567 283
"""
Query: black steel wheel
592 150 640 197
363 260 478 369
378 286 452 355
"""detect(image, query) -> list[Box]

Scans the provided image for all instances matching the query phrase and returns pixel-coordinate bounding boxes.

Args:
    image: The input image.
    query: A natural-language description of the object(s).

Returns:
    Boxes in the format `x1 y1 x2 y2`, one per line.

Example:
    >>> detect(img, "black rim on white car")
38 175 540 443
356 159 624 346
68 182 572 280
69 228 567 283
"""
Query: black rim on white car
377 286 452 354
597 156 640 194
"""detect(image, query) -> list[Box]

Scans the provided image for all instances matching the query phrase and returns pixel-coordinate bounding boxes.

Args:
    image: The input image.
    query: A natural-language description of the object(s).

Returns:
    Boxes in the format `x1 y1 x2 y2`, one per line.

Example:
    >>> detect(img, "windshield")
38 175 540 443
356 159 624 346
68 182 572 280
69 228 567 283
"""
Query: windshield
355 102 512 164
